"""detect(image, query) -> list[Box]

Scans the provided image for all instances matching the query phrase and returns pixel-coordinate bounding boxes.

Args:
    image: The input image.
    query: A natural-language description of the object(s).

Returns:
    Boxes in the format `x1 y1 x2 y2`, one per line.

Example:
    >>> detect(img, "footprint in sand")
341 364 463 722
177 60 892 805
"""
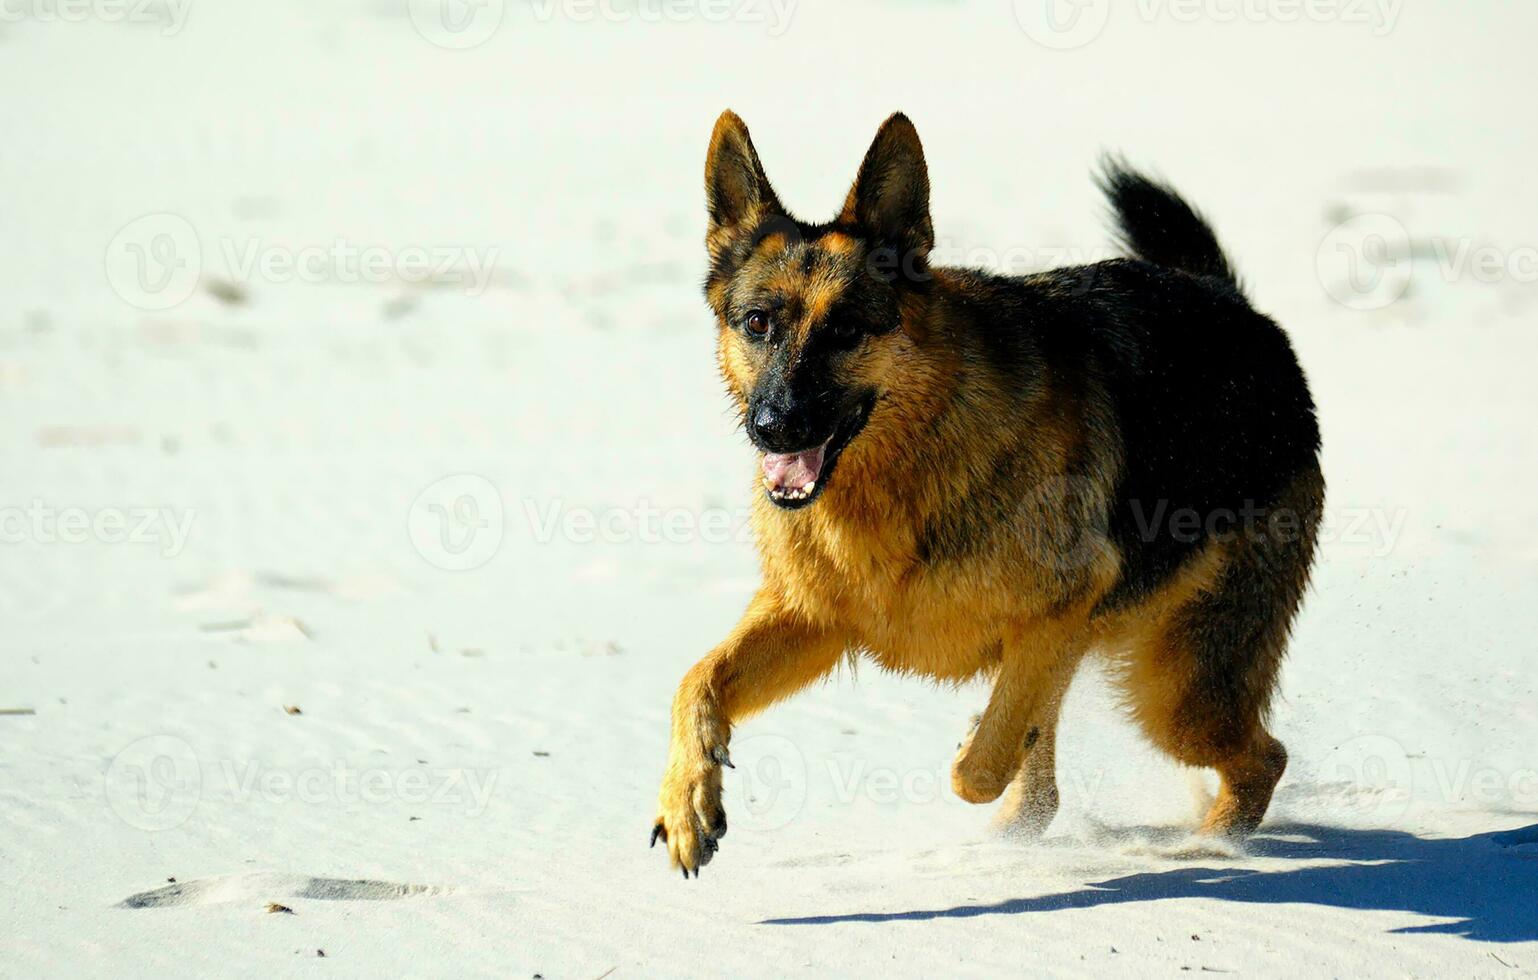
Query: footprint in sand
119 873 449 909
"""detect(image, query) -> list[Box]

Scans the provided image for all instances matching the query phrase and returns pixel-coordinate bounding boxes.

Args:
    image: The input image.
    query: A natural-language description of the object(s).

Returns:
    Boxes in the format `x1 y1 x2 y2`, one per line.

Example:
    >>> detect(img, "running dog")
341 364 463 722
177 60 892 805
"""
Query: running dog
651 111 1322 876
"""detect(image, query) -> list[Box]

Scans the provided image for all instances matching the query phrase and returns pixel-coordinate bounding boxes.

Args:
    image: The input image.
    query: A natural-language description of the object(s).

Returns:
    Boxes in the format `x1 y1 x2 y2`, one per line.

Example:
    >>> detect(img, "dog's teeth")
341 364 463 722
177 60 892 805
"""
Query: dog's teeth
767 481 817 503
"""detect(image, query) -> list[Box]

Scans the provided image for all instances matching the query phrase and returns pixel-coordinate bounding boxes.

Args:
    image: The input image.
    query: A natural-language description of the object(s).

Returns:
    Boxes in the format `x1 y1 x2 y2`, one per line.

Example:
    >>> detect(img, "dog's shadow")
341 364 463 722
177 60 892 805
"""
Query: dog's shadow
760 822 1538 942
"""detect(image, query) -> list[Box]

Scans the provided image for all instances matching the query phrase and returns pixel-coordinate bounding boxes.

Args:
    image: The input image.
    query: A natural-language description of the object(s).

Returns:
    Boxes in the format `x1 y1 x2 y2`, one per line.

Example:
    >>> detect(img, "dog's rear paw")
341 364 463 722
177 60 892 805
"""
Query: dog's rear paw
992 776 1059 838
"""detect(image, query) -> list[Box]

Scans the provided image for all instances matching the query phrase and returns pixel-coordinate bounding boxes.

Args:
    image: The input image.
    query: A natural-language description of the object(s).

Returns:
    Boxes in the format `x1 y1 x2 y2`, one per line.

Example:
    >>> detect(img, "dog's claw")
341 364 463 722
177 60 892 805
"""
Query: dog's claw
711 745 734 769
651 823 665 848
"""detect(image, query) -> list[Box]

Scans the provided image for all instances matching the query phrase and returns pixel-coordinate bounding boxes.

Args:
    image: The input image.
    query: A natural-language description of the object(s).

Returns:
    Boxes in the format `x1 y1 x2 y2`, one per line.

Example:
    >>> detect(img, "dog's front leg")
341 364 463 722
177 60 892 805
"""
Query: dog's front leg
952 624 1085 804
652 588 845 876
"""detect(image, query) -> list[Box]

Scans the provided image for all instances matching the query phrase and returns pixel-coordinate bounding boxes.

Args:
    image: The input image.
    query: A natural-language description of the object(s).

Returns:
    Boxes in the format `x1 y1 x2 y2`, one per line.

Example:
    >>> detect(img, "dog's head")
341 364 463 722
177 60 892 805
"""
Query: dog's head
703 111 935 510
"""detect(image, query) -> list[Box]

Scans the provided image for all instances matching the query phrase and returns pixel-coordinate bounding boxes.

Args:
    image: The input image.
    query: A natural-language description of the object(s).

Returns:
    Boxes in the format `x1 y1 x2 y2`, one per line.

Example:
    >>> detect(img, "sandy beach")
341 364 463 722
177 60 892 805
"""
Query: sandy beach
3 2 1537 975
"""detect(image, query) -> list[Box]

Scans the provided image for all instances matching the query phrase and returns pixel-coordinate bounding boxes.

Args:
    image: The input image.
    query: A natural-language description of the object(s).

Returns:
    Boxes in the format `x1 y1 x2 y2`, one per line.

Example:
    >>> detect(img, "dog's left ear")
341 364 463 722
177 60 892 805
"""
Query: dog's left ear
840 113 934 259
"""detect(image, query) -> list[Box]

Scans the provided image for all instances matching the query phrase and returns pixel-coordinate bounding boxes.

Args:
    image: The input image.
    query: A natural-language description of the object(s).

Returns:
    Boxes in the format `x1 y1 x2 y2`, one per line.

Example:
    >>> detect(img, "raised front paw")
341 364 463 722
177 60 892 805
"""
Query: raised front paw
651 747 730 878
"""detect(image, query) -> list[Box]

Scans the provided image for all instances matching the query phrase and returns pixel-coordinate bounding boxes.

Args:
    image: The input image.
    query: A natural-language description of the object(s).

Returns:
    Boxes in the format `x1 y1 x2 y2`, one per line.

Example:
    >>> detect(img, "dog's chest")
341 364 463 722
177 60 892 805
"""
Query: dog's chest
802 543 1008 680
851 582 1006 680
763 500 1020 680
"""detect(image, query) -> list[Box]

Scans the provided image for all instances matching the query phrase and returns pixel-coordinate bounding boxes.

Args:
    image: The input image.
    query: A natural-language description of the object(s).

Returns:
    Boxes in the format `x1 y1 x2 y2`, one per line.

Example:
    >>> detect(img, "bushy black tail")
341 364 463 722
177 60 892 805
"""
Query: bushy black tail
1097 158 1240 290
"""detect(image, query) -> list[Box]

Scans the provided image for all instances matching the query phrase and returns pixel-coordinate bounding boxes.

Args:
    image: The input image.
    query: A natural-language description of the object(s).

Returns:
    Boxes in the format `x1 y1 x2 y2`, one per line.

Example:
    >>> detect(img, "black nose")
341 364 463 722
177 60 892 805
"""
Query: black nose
751 403 787 448
750 397 817 451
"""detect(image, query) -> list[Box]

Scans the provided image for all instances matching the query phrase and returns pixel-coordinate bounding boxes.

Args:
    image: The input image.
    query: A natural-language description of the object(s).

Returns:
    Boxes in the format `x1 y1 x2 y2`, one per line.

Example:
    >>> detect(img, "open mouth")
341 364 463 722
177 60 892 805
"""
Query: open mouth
759 397 874 510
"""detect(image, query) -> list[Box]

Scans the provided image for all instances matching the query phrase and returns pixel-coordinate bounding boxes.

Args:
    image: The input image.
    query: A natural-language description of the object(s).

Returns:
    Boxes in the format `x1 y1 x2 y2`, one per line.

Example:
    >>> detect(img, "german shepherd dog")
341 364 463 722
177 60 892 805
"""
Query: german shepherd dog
651 111 1322 876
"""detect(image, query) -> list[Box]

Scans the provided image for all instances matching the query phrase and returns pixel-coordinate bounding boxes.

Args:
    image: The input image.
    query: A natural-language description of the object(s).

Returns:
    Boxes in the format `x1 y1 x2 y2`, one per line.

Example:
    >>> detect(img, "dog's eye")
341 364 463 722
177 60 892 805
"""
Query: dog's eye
831 319 860 343
743 310 770 338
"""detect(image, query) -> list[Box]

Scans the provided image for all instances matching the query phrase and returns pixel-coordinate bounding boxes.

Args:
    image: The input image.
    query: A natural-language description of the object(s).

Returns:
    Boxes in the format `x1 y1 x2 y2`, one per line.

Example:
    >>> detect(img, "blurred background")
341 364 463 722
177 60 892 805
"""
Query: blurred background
5 2 1537 974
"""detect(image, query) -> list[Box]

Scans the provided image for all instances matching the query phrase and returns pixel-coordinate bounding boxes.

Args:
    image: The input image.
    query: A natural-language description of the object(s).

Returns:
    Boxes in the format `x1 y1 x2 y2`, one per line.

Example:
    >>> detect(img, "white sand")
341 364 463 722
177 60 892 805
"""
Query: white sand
4 2 1537 976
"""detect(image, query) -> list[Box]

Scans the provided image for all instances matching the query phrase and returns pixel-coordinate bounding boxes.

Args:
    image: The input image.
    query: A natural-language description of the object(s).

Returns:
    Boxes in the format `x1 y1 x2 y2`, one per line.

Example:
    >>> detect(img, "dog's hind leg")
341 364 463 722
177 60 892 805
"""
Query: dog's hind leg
992 659 1077 837
1198 731 1289 837
1120 466 1322 838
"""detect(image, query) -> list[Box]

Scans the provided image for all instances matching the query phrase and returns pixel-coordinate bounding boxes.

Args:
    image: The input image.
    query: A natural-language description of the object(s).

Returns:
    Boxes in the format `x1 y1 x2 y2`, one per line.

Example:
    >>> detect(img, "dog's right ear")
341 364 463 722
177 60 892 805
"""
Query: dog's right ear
705 110 782 245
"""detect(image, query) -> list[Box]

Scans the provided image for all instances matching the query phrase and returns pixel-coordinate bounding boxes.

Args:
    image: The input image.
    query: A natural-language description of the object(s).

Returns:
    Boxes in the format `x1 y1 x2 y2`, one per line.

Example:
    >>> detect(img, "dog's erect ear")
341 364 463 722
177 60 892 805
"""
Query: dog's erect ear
705 110 782 242
840 113 934 258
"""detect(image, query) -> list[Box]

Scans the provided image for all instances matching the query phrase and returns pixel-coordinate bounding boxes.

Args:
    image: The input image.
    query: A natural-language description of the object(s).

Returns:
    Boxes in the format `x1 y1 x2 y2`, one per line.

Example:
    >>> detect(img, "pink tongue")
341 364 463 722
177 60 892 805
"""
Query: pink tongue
762 443 826 491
